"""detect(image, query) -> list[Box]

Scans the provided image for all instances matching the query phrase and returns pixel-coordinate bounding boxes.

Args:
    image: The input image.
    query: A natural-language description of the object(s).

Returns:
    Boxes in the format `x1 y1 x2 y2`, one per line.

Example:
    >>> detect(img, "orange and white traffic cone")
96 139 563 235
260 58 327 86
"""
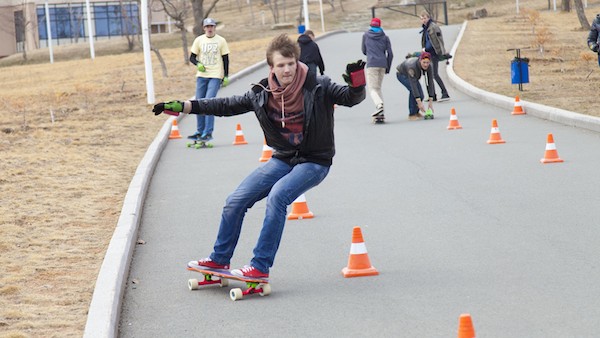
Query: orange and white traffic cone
287 194 314 220
511 95 526 115
342 226 379 278
168 119 182 139
259 138 273 162
457 313 476 338
487 119 505 144
232 123 248 145
540 133 564 163
447 108 462 130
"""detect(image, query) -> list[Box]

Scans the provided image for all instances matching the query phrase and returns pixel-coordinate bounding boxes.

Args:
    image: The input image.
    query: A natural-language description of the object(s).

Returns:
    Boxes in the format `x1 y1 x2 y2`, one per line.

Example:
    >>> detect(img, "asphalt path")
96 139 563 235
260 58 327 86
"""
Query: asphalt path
117 26 600 337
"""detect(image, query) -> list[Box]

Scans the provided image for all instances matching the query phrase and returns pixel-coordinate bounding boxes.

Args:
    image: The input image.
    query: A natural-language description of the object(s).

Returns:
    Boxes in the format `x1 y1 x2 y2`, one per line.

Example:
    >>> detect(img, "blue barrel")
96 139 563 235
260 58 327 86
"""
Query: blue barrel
298 25 306 34
511 59 529 84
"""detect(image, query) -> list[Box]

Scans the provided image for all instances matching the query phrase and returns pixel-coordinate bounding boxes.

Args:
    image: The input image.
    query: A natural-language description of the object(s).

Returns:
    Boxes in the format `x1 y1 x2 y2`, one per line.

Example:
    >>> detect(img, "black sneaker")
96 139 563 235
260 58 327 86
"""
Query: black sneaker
438 95 450 102
200 133 213 141
187 132 201 140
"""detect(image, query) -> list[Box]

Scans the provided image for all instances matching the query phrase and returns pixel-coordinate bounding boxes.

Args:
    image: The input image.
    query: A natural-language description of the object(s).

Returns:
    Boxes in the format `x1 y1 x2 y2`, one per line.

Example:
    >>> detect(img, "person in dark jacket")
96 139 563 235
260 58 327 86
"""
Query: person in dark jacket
396 52 435 120
298 30 325 75
587 14 600 67
420 11 450 102
362 17 393 121
152 34 366 279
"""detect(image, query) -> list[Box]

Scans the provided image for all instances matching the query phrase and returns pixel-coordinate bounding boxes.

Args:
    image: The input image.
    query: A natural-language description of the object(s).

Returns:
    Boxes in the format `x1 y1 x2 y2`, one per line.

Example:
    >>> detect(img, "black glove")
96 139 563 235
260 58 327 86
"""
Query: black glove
439 53 453 61
153 100 184 116
342 59 366 87
590 43 599 53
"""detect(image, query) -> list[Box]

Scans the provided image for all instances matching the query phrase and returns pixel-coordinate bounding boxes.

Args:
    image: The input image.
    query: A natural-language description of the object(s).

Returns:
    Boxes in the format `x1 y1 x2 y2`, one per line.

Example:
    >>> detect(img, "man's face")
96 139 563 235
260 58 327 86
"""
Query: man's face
420 58 431 70
420 15 429 24
203 25 216 37
270 52 297 87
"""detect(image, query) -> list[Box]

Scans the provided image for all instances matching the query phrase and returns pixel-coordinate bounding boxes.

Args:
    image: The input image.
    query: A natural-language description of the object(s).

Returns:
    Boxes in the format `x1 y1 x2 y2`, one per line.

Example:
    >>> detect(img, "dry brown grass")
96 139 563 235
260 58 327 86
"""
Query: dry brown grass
1 0 599 336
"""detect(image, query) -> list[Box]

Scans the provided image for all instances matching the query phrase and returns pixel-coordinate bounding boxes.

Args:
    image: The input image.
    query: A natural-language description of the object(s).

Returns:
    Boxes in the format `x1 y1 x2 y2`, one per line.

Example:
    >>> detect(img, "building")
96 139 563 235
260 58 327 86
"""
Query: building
0 0 174 58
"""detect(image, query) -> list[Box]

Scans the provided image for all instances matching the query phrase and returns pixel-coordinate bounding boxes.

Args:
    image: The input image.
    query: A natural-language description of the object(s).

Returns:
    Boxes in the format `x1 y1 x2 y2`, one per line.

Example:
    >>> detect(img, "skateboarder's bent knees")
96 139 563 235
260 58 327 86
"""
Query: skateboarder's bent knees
152 34 366 279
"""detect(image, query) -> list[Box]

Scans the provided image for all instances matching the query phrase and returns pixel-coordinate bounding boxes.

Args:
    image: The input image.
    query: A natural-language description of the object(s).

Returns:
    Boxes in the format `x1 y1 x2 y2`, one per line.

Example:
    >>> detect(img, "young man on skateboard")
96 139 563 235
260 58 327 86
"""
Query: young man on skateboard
152 34 366 279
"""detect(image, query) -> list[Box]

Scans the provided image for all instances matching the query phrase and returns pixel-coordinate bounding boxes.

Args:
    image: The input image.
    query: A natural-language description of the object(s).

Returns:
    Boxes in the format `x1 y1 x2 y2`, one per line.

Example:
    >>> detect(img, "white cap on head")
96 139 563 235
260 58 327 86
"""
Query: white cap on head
203 18 217 27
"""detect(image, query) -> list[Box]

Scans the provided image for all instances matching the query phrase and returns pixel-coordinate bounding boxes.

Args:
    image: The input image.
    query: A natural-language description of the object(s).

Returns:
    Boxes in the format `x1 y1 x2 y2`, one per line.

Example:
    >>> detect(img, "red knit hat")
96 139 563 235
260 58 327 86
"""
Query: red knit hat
370 18 381 27
419 51 432 61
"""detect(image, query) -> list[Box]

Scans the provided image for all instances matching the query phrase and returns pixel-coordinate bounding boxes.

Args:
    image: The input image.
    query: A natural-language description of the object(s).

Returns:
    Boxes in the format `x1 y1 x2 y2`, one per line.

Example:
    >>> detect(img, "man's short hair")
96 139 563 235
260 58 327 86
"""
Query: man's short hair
266 34 300 66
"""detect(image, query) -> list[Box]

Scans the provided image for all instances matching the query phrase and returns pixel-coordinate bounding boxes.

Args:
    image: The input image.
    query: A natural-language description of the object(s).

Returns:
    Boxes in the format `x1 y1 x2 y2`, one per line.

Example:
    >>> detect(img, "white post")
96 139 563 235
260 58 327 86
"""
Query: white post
85 0 95 59
141 0 155 104
516 0 519 14
303 0 310 30
44 0 53 64
319 0 324 32
553 0 557 11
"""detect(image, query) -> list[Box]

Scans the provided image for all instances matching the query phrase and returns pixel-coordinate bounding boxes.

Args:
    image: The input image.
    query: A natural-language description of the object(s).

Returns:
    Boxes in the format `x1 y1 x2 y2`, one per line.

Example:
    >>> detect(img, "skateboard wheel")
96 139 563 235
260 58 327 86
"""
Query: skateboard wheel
195 144 201 149
258 283 271 296
219 278 229 287
188 278 199 290
186 143 192 147
230 288 243 301
207 143 214 148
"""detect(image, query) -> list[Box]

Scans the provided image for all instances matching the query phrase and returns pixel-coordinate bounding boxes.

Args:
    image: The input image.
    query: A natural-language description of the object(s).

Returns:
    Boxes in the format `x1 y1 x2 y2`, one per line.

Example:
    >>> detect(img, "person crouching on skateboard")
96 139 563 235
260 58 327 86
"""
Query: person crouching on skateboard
395 51 436 121
152 34 366 279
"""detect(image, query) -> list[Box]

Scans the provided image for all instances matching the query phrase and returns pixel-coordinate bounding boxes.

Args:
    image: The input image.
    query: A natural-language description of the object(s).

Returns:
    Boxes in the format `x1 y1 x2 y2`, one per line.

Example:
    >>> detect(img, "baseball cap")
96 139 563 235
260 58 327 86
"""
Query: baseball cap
419 51 431 61
370 18 381 27
203 18 217 27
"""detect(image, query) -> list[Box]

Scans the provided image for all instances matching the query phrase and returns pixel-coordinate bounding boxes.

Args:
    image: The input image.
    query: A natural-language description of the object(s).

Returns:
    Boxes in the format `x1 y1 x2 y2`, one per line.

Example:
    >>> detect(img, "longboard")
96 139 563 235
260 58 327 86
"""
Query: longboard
186 139 213 149
187 263 271 301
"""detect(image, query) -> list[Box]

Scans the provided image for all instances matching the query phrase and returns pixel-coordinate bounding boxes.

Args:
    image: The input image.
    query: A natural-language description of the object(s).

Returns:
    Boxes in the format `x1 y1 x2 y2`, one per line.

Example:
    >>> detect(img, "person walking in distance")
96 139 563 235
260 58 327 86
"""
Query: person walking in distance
298 30 325 76
587 13 600 67
420 11 450 102
188 17 230 141
396 52 436 121
152 34 366 279
362 17 393 121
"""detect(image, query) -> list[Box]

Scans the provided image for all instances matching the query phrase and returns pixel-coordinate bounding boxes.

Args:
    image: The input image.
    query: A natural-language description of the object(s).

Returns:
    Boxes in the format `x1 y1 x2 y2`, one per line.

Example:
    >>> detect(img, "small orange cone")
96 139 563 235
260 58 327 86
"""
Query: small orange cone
168 120 182 139
287 194 314 220
447 108 462 130
511 95 526 115
259 138 273 162
232 123 248 145
457 313 476 338
342 226 379 278
487 119 505 144
540 133 564 163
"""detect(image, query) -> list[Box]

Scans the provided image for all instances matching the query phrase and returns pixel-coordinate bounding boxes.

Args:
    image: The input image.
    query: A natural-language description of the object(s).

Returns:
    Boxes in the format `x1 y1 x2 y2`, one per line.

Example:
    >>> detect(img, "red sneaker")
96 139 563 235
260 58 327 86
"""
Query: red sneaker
231 265 269 279
188 257 229 270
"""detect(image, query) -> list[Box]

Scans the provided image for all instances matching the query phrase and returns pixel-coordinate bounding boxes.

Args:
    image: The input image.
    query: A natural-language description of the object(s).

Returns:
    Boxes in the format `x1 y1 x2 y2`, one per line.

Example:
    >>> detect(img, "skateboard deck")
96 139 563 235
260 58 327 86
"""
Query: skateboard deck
372 115 385 124
187 263 271 301
424 108 434 120
186 139 213 149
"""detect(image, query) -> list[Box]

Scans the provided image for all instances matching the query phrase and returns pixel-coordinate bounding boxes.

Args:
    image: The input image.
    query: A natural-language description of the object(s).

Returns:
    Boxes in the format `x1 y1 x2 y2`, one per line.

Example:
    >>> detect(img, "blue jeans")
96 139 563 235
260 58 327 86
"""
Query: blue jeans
396 72 424 116
209 158 330 273
195 77 221 136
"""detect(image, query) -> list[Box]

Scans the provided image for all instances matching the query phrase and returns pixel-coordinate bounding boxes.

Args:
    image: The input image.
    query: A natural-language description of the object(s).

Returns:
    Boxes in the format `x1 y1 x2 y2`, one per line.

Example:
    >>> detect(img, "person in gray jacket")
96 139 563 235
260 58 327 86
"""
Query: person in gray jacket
152 34 366 279
396 52 435 120
362 17 393 121
420 11 450 101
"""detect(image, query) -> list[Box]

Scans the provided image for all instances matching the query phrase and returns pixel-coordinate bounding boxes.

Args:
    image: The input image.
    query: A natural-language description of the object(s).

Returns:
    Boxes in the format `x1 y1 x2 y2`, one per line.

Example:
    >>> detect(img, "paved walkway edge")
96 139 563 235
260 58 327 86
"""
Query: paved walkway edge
446 21 600 134
83 30 346 338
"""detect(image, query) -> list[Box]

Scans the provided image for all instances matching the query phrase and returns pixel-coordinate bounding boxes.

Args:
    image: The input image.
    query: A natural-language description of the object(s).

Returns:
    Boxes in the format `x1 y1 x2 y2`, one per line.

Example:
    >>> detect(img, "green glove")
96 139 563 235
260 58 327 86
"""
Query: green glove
197 63 206 72
222 76 230 87
153 100 184 116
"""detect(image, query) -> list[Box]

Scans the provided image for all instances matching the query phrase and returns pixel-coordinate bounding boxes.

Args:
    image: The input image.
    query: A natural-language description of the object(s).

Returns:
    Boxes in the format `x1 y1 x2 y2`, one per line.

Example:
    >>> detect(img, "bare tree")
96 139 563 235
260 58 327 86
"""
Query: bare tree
190 0 221 36
561 0 571 12
158 0 192 64
573 0 590 30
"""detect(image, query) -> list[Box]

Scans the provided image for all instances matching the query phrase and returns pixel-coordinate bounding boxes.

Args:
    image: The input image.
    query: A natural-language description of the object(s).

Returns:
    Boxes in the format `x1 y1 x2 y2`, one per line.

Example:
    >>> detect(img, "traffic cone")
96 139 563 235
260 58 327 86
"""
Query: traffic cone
487 119 505 144
168 119 182 139
457 313 476 338
232 123 248 145
342 226 379 278
447 108 462 130
287 194 314 220
259 138 273 162
511 95 526 115
540 133 563 163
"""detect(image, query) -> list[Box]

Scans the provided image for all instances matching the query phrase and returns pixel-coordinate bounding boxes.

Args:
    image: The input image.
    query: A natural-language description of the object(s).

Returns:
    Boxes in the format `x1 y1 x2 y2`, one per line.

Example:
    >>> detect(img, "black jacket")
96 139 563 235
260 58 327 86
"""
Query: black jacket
298 35 325 75
587 14 600 50
189 74 365 166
